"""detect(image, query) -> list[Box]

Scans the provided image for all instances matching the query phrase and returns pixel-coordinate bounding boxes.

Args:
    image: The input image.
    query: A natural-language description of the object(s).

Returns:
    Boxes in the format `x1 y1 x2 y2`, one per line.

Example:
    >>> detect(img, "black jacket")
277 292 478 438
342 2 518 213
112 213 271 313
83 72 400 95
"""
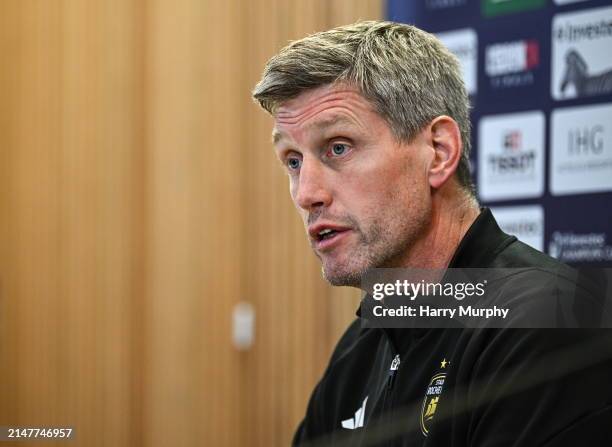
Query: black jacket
293 208 612 446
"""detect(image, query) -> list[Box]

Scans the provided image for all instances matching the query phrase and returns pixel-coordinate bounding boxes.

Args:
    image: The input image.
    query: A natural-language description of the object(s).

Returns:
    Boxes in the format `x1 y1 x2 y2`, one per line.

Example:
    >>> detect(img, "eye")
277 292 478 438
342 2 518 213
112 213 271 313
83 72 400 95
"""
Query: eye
329 143 350 157
286 157 301 170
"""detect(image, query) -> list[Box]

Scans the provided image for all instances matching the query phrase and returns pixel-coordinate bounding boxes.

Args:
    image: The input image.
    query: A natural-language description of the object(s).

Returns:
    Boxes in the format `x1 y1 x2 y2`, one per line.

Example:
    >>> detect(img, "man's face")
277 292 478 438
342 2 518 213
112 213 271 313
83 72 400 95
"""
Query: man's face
273 84 433 287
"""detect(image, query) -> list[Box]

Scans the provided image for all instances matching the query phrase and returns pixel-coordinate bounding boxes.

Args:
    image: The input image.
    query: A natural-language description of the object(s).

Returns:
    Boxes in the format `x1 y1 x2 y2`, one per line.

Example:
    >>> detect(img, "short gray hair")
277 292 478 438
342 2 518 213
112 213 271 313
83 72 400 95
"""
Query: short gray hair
252 20 474 193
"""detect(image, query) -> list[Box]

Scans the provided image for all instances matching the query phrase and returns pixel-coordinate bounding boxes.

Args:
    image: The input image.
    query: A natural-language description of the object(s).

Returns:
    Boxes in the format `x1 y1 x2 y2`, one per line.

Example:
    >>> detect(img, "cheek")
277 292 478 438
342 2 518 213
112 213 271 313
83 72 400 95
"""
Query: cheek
361 158 412 195
341 179 389 219
288 177 297 201
288 177 306 217
352 163 422 215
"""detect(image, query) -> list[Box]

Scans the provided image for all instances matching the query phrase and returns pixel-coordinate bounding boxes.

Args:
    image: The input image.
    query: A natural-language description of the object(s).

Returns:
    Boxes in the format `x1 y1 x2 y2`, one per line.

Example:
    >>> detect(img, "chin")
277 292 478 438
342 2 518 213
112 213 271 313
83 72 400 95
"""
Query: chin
321 260 368 288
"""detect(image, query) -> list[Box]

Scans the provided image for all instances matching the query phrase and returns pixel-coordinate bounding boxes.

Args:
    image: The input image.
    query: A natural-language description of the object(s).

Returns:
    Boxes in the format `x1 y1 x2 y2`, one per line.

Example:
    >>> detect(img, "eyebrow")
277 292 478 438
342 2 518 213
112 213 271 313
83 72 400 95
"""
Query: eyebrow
272 115 357 145
272 129 283 144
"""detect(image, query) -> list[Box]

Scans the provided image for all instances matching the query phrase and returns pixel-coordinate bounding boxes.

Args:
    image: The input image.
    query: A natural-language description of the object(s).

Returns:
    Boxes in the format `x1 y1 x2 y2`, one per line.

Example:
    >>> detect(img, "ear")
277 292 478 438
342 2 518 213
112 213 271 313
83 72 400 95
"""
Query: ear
426 116 462 190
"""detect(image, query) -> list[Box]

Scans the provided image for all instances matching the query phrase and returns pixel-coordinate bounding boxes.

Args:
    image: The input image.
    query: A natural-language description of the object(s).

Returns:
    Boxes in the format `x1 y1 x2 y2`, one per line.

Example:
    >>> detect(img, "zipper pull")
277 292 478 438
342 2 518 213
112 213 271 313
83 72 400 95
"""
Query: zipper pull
388 354 400 389
389 354 400 374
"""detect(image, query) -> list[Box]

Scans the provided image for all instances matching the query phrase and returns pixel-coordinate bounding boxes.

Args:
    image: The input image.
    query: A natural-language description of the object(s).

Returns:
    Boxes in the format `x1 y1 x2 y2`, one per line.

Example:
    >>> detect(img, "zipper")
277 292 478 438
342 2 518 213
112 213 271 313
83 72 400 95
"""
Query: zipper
381 354 401 446
378 328 401 445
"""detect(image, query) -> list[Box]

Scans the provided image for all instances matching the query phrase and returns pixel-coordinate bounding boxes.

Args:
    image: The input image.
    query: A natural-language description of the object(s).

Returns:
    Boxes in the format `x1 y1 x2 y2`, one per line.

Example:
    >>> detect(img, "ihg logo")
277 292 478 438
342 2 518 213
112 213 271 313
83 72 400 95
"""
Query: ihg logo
568 126 604 156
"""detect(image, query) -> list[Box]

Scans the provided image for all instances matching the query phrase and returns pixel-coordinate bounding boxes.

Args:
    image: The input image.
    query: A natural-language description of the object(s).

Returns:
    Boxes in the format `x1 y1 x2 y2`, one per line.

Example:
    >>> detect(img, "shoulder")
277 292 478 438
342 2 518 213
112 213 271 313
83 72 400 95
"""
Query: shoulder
325 318 374 373
482 240 609 327
491 238 566 269
460 328 612 445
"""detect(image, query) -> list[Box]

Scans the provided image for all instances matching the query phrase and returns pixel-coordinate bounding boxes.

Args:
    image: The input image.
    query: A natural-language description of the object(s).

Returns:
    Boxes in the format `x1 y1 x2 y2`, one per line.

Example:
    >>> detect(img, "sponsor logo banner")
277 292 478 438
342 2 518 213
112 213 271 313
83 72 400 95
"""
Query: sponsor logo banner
553 0 589 4
482 0 546 18
549 232 612 263
550 103 612 195
491 205 544 251
426 0 467 10
437 29 478 95
485 39 540 89
551 6 612 100
478 111 545 201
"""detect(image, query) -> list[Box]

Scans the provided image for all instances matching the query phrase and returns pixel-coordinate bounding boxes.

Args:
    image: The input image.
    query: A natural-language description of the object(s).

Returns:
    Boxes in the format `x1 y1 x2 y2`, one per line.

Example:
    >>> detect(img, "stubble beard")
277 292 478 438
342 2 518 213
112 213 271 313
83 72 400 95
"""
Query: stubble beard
319 210 430 288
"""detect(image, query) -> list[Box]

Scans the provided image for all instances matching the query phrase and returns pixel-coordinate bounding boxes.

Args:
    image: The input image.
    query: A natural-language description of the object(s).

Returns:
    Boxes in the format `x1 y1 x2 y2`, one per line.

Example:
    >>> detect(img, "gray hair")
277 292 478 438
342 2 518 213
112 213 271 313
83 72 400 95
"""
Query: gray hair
252 20 474 193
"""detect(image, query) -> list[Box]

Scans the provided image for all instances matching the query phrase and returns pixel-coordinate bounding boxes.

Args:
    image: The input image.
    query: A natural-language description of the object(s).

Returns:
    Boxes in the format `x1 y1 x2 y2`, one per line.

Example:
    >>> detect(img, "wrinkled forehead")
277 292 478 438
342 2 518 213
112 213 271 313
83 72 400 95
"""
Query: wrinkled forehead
271 84 379 144
272 115 358 144
275 83 361 113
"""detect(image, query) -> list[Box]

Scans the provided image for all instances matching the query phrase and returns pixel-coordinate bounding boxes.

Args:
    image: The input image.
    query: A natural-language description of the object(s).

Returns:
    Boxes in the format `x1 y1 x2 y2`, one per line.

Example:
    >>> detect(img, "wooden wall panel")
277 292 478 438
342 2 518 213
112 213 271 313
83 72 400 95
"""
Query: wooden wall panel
144 1 205 444
242 1 382 445
61 2 139 445
142 0 244 446
1 2 63 436
0 1 381 446
0 1 141 445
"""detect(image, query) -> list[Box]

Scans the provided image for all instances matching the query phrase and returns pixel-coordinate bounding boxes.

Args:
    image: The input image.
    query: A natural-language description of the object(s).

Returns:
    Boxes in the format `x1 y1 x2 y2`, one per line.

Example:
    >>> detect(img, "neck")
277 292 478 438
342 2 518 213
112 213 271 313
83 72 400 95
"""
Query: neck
401 190 479 269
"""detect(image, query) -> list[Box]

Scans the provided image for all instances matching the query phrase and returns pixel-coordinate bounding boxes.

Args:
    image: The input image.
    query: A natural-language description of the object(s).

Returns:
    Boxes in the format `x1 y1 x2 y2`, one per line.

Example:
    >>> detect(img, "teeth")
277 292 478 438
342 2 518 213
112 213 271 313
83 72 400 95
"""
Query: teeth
319 228 333 236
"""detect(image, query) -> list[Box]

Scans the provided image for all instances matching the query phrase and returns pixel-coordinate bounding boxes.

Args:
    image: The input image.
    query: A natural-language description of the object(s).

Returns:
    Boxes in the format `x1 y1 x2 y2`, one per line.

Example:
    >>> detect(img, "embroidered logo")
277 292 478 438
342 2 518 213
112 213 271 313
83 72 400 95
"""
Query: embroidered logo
420 359 450 436
341 396 368 430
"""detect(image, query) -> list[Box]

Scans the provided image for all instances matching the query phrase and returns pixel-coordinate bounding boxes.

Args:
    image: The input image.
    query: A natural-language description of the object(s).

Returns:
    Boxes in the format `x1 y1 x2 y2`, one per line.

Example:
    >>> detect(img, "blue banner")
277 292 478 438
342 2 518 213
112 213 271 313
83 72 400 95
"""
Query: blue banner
388 0 612 266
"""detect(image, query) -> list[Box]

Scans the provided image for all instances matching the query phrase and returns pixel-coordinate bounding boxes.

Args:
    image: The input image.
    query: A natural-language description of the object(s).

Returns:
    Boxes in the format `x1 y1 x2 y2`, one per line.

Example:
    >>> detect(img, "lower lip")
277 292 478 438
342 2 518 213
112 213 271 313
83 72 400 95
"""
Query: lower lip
315 230 351 251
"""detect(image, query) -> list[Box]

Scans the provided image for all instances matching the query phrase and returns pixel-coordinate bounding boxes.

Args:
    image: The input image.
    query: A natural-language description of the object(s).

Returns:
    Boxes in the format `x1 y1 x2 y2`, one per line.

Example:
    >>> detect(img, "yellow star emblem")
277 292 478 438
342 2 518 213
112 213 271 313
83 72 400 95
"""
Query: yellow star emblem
440 358 449 368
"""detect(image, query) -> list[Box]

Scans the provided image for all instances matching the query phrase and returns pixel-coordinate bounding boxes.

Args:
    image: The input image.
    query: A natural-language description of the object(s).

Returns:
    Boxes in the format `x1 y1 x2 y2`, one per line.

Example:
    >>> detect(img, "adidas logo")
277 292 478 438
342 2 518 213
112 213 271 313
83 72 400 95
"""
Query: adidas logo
341 396 369 429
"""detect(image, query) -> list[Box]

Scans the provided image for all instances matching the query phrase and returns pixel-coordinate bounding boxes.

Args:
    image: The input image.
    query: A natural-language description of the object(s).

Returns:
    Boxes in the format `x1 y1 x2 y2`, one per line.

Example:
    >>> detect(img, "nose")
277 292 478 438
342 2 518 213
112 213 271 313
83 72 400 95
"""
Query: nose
293 157 332 212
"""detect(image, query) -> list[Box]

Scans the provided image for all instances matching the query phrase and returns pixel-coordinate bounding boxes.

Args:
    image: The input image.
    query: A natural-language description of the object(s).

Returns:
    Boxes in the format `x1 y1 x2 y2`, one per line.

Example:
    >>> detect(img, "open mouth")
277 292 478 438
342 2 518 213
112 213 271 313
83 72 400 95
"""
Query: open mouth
308 222 352 250
314 227 350 250
318 228 339 241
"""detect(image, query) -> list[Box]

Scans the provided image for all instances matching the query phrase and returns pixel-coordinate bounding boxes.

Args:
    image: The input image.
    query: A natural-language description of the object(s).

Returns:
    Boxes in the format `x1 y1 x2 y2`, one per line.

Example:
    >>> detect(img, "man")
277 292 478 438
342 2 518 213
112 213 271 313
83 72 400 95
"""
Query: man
252 21 612 446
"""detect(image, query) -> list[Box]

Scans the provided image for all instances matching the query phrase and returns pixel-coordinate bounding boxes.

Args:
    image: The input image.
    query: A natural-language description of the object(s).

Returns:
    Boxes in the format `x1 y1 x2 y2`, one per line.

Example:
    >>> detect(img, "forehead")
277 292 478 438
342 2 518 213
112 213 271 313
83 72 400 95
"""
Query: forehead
272 84 379 143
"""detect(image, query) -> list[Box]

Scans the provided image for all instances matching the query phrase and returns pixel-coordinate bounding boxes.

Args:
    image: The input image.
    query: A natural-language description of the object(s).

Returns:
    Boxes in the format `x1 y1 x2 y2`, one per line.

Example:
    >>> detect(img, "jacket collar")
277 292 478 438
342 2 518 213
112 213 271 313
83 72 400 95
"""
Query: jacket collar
355 208 516 347
447 207 516 268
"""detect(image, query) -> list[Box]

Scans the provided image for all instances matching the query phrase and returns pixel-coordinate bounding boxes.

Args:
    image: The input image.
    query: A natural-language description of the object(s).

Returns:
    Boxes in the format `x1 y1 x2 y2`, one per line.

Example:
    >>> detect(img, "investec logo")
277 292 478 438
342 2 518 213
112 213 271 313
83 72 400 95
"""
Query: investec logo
478 111 544 201
485 39 539 88
554 14 612 43
551 5 612 99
